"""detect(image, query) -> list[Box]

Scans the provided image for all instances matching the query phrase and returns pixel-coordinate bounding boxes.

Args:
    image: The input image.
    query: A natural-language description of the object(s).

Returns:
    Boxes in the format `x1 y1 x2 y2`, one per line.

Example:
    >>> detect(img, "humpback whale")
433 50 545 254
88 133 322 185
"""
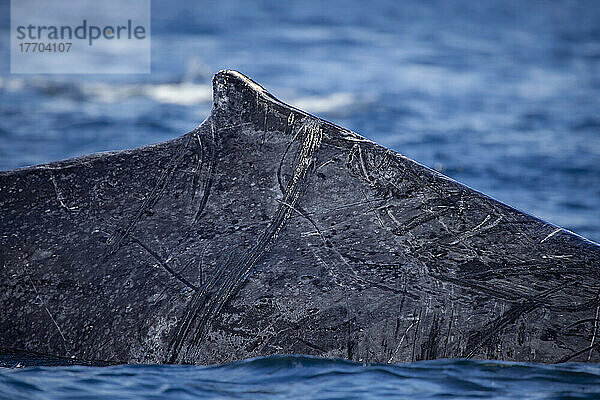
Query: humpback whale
1 71 599 365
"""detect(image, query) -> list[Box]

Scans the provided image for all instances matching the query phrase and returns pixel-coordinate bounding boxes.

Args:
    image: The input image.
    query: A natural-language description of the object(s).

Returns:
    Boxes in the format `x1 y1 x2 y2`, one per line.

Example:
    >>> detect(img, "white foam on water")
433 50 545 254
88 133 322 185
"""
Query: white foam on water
143 83 212 105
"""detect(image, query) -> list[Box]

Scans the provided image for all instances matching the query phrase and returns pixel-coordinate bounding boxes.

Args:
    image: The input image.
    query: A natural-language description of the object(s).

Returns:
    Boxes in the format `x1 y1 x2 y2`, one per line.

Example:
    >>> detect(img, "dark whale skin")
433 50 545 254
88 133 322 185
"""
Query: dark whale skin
1 70 599 365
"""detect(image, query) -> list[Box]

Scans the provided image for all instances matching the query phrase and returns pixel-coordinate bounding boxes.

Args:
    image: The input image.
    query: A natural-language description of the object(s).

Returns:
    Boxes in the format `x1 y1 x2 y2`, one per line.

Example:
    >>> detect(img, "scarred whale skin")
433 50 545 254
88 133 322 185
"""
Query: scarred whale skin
1 71 599 365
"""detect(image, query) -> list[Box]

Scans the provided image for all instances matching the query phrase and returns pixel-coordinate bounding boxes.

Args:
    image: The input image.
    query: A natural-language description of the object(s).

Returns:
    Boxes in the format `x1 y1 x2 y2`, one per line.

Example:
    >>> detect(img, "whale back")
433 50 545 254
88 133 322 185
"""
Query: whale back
1 71 599 364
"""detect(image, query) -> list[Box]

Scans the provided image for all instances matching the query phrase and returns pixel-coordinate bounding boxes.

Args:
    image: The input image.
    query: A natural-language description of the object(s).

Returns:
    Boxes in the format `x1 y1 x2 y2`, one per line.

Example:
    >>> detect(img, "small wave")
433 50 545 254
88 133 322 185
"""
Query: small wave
142 83 212 105
0 77 212 106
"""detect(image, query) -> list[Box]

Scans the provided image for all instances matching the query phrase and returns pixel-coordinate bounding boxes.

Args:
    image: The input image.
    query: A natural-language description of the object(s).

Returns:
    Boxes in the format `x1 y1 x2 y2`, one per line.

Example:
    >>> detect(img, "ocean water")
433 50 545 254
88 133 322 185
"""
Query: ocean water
1 0 600 398
1 355 600 400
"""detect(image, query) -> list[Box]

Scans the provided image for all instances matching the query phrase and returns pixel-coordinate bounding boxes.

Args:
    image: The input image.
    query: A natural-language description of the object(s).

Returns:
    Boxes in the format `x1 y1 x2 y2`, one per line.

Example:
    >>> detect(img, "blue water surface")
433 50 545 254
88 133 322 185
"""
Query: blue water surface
2 355 600 400
1 0 600 398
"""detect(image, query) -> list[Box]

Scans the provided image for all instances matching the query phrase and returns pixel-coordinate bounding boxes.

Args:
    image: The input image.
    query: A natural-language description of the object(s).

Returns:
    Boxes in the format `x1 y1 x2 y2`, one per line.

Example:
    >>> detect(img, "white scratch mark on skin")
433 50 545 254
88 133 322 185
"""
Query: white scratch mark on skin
216 122 254 133
357 145 371 182
590 301 600 361
28 276 70 357
360 188 385 229
388 318 418 363
450 215 502 245
386 207 402 227
316 159 335 170
195 132 203 151
541 254 573 259
541 228 562 243
434 210 451 234
49 174 78 212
